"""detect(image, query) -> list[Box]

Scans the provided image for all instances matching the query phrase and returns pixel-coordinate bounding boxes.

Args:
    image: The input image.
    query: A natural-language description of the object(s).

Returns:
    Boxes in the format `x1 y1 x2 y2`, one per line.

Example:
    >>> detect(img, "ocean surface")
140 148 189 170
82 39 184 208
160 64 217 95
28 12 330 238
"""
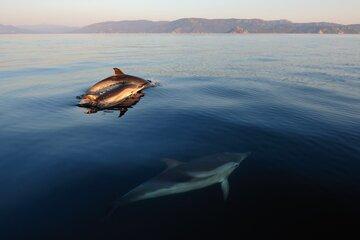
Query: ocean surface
0 34 359 239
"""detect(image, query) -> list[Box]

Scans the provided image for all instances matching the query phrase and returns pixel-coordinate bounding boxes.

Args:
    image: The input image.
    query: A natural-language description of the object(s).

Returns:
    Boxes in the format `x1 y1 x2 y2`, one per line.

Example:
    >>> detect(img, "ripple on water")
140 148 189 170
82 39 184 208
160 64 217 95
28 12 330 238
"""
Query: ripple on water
0 34 359 239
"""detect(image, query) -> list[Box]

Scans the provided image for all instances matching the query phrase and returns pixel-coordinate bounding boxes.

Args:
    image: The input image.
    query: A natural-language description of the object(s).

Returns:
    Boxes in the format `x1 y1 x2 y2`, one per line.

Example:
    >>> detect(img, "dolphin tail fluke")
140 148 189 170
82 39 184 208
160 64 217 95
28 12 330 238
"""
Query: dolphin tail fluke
102 200 125 221
221 179 229 201
102 192 136 221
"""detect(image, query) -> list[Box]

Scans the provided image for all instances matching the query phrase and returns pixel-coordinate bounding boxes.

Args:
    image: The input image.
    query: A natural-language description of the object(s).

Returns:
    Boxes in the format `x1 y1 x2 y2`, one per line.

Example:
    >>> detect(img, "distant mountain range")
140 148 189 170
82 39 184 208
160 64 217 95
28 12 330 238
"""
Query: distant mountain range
0 24 78 34
1 18 360 34
17 24 79 34
0 24 30 34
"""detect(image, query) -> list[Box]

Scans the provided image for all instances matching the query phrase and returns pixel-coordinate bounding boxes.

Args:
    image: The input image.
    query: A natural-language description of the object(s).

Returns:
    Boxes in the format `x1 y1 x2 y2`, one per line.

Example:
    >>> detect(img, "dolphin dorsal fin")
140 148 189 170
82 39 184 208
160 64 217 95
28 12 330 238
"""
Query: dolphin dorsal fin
113 68 125 76
162 158 183 169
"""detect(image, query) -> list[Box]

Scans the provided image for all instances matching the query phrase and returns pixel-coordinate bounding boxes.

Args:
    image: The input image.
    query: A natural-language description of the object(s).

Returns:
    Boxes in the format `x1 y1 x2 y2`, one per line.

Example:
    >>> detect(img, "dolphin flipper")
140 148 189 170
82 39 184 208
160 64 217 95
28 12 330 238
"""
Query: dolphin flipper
118 108 128 118
221 179 229 200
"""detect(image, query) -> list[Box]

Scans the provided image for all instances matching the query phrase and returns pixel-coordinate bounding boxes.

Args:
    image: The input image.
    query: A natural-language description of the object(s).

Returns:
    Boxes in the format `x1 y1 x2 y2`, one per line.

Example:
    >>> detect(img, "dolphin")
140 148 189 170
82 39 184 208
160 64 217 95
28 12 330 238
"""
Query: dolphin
85 68 151 95
107 152 251 217
84 92 145 117
79 82 147 109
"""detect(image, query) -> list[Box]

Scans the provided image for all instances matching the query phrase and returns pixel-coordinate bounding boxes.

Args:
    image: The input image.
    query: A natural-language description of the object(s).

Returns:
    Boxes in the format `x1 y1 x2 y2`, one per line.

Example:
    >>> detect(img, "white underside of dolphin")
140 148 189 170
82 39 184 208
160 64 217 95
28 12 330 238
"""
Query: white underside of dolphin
105 152 251 218
139 171 231 201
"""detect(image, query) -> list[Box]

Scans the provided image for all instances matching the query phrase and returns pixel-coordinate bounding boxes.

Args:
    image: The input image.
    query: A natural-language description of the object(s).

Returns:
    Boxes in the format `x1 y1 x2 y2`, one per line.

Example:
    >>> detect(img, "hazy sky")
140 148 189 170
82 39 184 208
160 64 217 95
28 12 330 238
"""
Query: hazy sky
1 0 359 26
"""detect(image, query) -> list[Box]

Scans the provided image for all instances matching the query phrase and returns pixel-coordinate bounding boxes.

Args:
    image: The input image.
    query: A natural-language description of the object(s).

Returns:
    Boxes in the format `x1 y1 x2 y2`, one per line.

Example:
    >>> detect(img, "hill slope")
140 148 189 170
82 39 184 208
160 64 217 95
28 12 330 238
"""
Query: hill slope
18 24 79 34
75 18 360 34
0 24 30 34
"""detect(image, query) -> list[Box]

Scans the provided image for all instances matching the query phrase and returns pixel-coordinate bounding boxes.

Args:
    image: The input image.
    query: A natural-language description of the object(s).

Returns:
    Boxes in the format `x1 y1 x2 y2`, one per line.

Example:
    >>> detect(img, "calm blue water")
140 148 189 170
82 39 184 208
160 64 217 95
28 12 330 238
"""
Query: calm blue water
0 34 359 239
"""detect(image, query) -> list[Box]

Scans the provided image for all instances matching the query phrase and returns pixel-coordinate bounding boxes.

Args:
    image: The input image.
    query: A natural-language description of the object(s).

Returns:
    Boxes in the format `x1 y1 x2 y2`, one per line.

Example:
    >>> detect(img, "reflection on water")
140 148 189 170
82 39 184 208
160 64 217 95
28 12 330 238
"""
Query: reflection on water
0 34 359 239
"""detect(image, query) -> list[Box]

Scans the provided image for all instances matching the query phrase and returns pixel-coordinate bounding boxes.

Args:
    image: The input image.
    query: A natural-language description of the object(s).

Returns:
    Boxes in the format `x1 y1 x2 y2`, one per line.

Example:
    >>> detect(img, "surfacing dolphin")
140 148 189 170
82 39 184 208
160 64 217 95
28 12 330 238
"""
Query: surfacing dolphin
79 82 148 109
107 152 251 217
84 92 145 117
78 78 148 109
85 68 151 95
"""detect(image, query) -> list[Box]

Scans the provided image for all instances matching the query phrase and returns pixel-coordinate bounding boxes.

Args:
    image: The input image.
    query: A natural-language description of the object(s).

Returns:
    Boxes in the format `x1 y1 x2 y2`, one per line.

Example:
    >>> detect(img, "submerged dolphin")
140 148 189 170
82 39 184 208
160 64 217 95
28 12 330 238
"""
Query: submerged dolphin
107 152 250 217
86 68 150 95
79 82 147 109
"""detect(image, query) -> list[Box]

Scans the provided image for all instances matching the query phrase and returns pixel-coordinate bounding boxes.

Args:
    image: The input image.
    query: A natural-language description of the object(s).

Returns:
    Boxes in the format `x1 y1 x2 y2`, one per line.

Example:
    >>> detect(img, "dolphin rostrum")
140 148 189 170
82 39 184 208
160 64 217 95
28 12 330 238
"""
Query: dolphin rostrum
85 68 151 95
107 152 251 217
